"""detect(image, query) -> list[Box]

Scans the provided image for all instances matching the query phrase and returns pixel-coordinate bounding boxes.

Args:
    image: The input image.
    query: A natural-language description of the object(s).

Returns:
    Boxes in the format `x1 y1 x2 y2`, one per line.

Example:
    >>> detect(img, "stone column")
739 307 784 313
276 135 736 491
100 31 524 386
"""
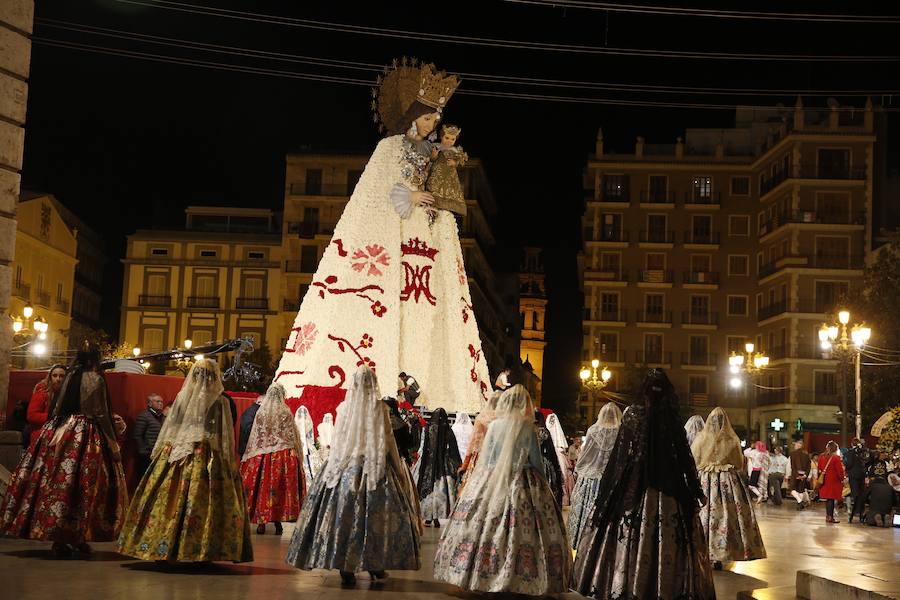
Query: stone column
0 1 34 425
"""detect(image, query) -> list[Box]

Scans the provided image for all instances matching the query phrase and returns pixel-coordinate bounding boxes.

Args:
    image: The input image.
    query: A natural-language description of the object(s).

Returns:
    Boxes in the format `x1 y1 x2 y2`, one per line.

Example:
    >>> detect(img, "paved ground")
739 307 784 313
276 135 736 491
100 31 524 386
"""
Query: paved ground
1 500 898 599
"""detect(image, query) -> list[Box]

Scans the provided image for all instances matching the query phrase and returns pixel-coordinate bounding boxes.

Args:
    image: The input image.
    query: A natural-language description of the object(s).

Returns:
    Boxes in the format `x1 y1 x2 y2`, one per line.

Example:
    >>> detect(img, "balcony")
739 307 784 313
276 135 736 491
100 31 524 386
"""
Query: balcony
35 291 51 307
635 350 672 365
759 210 866 237
683 231 721 246
759 254 865 278
287 221 338 238
680 352 718 367
236 297 269 310
138 295 171 307
636 309 672 324
583 308 628 323
289 182 353 196
596 349 627 364
757 390 787 406
760 166 867 196
689 392 713 407
187 296 220 309
584 228 629 243
758 299 824 321
683 271 720 285
794 390 841 406
638 230 675 244
684 191 721 206
55 299 70 314
638 269 673 284
597 191 630 204
681 310 719 326
639 190 675 204
584 268 630 283
13 282 30 301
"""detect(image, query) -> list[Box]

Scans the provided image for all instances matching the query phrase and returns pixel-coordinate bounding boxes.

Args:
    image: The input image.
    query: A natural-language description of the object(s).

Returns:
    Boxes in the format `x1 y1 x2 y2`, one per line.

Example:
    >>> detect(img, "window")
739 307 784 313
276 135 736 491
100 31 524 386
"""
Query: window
816 192 851 223
200 249 217 258
692 176 712 202
731 176 750 195
603 174 628 201
303 207 319 227
728 215 750 236
599 333 618 360
691 215 713 243
190 329 213 346
815 371 837 396
300 245 318 272
247 250 265 260
644 293 664 317
817 149 850 179
305 168 323 195
242 277 265 298
648 175 668 202
690 254 712 273
15 265 21 287
690 295 709 319
600 252 621 275
36 273 44 292
815 280 849 313
195 275 215 297
727 295 748 316
646 253 666 270
347 169 363 195
689 375 708 395
815 236 851 268
600 213 623 241
150 247 168 256
142 328 164 351
147 274 167 295
600 292 619 320
689 336 709 362
644 333 663 363
728 255 749 276
646 214 667 242
727 336 746 355
56 283 63 303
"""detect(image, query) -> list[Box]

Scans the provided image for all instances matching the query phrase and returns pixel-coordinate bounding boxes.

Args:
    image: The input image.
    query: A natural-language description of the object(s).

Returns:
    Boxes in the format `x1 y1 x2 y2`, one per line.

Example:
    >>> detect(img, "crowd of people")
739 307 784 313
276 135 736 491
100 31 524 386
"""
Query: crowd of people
4 354 900 597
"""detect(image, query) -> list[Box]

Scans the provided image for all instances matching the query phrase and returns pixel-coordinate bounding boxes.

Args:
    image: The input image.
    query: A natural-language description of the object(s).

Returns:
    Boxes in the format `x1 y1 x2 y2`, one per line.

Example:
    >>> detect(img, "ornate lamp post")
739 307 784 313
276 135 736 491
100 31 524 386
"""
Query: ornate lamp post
728 342 769 442
579 358 612 428
10 304 51 363
819 310 871 445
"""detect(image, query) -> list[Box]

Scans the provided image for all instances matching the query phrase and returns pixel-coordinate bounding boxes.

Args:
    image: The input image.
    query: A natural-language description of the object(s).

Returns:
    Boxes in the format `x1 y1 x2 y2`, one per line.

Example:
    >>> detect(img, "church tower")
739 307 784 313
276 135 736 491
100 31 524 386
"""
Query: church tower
519 247 547 402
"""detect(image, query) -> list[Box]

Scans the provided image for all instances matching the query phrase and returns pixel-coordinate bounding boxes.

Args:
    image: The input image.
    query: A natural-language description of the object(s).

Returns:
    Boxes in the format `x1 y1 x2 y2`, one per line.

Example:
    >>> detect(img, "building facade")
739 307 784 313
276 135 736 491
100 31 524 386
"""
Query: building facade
580 99 879 442
120 207 284 357
519 247 547 403
10 194 77 363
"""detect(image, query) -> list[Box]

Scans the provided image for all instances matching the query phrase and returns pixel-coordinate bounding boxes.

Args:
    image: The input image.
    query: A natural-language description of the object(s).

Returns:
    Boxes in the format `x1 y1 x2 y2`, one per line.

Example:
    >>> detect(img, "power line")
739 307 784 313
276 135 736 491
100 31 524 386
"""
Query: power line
112 0 900 62
32 37 900 112
503 0 900 24
36 19 900 97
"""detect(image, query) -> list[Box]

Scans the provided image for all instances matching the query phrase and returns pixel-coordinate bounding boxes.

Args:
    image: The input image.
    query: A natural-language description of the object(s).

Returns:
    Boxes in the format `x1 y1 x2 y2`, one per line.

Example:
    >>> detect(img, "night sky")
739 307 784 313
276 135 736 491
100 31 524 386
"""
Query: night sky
22 0 900 412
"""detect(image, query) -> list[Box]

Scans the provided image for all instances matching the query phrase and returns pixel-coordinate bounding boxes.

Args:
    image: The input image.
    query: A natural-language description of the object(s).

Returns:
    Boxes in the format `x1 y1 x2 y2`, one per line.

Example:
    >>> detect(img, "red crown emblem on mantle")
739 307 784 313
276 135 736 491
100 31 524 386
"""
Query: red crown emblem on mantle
401 237 439 260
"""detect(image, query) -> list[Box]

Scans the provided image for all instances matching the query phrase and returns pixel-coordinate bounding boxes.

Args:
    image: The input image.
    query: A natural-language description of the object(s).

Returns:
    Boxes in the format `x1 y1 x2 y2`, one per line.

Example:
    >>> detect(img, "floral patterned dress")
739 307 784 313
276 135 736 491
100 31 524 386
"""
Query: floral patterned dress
697 466 767 562
241 448 305 524
433 424 572 595
0 372 127 545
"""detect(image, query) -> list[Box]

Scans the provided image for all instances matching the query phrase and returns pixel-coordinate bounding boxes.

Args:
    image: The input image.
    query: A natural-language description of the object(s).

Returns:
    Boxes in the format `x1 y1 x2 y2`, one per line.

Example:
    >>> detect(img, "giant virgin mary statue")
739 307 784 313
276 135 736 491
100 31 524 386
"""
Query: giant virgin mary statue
275 60 491 416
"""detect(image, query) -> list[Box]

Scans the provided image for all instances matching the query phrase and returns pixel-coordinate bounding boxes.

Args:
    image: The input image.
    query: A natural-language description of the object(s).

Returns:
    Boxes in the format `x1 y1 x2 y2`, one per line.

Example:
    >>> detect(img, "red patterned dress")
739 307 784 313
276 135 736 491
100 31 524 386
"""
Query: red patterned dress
0 371 127 545
240 384 306 524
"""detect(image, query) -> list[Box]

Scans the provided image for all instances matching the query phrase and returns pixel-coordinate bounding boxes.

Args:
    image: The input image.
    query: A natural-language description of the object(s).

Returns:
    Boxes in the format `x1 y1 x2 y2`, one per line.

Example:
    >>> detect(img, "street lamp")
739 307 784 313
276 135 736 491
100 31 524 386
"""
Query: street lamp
579 358 612 428
9 305 52 361
728 341 769 441
820 310 871 444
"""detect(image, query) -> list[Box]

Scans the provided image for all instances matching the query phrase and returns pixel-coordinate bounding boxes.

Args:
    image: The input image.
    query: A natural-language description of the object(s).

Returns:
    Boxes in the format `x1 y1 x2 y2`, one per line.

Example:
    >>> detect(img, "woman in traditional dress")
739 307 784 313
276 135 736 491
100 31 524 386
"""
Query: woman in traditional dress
0 348 127 558
433 385 572 595
685 414 706 447
273 59 491 422
384 397 416 466
286 366 421 586
691 407 766 567
317 412 334 463
117 359 253 563
241 383 306 536
452 410 474 460
567 402 622 550
573 369 715 600
457 391 500 492
417 407 461 526
535 411 564 507
294 404 322 483
546 412 575 507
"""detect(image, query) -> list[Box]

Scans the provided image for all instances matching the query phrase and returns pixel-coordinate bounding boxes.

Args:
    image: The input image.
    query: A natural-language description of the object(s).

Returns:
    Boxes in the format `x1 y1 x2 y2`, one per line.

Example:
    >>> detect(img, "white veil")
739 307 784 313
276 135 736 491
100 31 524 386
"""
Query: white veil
684 414 706 447
546 412 568 450
152 358 234 472
452 411 474 458
242 383 301 462
318 412 335 448
575 402 622 479
320 366 397 491
294 405 322 473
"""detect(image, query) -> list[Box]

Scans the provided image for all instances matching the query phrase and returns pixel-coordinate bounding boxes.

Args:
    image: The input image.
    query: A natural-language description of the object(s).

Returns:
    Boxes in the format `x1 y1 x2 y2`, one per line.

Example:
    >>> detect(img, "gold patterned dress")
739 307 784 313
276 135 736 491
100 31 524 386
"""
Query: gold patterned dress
117 360 253 562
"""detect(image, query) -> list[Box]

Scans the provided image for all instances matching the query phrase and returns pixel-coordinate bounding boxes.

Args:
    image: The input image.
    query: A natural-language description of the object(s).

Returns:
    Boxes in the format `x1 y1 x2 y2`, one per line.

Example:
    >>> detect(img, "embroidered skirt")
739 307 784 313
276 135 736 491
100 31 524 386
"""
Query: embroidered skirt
0 416 127 544
567 475 602 550
117 442 253 562
698 466 767 562
240 448 305 523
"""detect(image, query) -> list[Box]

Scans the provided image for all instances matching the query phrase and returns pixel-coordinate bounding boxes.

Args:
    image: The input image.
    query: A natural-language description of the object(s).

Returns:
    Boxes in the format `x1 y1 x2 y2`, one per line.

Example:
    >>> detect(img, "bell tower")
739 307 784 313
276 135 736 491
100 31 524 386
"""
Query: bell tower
519 247 547 401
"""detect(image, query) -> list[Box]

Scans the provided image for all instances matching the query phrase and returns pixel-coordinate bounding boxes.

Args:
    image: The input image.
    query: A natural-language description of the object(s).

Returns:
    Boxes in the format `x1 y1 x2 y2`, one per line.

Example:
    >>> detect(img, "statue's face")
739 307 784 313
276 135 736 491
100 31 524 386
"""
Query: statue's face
414 112 439 138
441 132 458 146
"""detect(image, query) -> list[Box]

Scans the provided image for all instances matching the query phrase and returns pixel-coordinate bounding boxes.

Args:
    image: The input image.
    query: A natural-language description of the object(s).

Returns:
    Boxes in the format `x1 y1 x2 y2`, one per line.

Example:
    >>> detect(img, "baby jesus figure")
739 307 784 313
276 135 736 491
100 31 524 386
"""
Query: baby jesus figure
425 124 468 218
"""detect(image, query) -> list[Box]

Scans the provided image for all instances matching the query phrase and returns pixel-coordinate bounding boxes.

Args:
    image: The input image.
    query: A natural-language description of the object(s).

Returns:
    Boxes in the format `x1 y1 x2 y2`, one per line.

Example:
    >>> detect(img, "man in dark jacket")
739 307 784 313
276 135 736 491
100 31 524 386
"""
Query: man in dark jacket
846 438 871 523
238 395 263 458
133 393 166 475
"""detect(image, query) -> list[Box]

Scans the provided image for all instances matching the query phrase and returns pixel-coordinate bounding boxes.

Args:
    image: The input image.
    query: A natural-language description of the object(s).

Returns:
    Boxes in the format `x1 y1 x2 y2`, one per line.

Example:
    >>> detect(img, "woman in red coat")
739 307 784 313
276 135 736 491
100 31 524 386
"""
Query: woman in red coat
25 364 66 446
817 440 846 524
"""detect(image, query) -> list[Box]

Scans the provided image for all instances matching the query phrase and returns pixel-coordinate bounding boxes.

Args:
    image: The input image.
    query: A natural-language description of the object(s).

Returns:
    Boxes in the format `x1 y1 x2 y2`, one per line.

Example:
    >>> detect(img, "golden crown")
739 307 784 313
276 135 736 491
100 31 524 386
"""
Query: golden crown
440 124 461 138
372 57 460 134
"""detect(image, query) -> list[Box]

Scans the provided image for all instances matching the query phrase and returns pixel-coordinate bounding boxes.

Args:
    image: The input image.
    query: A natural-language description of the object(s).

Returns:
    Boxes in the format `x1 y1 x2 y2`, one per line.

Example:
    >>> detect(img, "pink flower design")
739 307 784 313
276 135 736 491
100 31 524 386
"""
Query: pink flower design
351 244 390 276
287 322 318 355
371 301 387 317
